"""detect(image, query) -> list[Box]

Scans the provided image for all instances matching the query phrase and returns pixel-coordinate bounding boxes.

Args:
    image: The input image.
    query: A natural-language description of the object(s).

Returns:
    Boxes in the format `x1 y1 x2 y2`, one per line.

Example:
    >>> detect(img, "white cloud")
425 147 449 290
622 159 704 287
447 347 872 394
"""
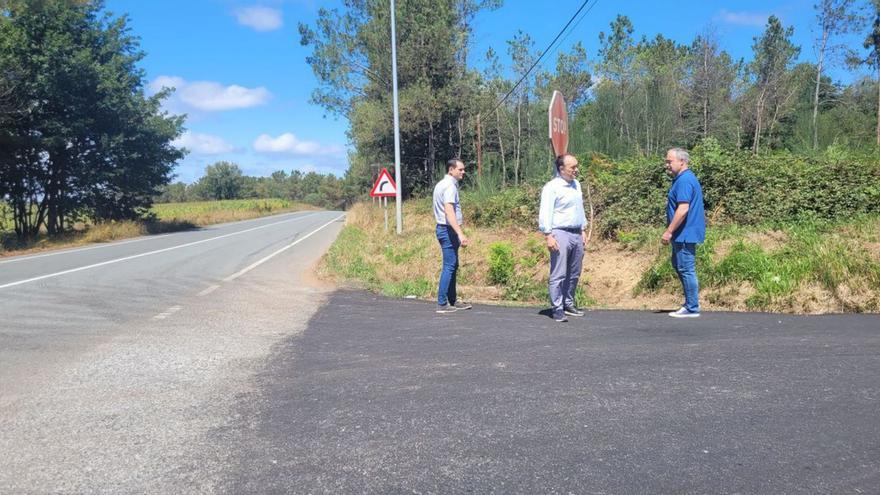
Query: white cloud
234 6 283 32
172 132 236 154
148 76 271 112
253 132 342 156
716 9 768 27
179 82 271 111
148 75 185 93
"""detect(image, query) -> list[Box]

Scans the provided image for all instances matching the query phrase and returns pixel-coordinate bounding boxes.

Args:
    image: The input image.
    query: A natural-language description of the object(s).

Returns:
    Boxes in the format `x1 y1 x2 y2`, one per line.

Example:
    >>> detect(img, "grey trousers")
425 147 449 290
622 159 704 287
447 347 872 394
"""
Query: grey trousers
548 229 585 312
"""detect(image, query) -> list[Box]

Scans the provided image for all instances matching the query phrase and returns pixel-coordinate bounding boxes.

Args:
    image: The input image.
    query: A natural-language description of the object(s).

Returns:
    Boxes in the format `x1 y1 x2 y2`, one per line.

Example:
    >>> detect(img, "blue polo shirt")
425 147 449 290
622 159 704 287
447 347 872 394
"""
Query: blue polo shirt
666 169 705 243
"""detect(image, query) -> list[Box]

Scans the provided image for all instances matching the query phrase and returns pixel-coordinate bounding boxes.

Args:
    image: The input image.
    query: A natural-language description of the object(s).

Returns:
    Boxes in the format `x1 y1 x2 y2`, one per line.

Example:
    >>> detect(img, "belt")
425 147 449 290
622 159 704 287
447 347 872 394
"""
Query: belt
555 227 583 234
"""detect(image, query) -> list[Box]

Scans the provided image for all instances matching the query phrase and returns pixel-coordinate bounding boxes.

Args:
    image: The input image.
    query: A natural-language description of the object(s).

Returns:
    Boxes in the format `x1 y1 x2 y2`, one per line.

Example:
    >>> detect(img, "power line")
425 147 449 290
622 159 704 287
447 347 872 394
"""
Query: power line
551 0 598 60
487 0 599 116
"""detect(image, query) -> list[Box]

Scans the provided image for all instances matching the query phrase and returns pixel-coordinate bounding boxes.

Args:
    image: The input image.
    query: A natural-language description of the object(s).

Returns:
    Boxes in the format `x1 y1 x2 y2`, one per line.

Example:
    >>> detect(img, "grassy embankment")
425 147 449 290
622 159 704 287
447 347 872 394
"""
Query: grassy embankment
0 198 315 257
320 201 880 314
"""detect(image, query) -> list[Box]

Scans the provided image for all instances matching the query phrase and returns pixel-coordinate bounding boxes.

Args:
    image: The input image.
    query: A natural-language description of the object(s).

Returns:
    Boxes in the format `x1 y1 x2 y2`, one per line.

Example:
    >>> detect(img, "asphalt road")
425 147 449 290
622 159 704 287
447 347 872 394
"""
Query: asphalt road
2 213 879 494
0 210 345 494
226 291 880 494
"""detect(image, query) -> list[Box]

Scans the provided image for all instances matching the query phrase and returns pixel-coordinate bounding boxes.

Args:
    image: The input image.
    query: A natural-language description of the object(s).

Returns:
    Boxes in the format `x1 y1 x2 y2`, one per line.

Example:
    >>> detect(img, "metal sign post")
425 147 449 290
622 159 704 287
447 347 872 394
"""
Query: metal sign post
390 0 403 234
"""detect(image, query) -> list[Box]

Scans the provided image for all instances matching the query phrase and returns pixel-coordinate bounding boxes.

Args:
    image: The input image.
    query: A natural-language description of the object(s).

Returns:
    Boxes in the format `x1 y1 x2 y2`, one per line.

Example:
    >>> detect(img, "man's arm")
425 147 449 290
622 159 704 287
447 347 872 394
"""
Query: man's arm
444 203 469 247
661 202 690 245
538 185 559 252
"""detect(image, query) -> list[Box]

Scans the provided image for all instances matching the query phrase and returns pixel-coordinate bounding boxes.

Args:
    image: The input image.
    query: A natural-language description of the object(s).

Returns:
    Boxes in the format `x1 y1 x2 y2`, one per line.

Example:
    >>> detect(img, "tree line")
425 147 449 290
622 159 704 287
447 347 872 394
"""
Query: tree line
299 0 880 197
155 161 349 210
0 0 184 240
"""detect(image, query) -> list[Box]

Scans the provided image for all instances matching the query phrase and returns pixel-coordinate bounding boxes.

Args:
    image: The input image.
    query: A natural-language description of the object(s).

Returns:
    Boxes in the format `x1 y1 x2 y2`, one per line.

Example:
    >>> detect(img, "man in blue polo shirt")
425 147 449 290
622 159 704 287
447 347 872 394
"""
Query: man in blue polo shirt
661 147 705 318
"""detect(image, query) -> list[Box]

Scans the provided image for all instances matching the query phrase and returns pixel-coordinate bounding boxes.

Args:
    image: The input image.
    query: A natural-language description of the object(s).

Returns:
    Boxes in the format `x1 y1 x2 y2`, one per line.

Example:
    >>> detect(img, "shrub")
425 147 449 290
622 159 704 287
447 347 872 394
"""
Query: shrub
465 185 540 228
487 241 516 285
592 139 880 237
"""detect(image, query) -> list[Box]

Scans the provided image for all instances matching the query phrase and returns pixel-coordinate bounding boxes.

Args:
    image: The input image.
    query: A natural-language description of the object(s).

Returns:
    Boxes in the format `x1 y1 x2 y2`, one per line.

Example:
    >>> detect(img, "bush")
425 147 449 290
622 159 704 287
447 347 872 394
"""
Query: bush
592 139 880 237
487 241 515 285
465 185 540 228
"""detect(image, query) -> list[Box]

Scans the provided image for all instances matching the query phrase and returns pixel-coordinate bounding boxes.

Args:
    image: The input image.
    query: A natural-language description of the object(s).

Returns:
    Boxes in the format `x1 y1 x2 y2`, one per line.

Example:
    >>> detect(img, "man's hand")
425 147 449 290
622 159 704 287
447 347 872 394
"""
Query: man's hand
661 230 672 245
581 231 588 247
546 234 559 252
459 234 470 247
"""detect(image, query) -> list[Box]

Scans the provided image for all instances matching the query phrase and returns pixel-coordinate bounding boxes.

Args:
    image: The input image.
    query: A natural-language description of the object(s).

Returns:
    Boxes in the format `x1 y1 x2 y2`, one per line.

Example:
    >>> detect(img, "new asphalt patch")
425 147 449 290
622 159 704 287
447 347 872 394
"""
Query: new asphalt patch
225 290 880 493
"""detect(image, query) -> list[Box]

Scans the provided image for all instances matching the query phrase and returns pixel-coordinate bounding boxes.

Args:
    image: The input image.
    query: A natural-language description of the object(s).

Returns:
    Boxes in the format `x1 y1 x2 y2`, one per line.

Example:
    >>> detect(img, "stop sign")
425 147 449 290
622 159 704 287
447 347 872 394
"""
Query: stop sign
548 90 568 157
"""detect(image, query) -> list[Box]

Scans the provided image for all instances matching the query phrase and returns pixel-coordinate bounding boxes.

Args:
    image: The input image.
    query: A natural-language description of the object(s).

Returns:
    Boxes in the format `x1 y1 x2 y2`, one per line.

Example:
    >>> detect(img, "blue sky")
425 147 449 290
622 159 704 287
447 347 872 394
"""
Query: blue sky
104 0 868 183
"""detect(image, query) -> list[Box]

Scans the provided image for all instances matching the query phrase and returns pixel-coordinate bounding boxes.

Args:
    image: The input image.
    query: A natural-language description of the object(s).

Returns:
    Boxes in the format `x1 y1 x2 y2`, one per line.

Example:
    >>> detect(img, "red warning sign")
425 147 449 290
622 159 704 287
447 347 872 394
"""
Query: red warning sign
370 168 397 197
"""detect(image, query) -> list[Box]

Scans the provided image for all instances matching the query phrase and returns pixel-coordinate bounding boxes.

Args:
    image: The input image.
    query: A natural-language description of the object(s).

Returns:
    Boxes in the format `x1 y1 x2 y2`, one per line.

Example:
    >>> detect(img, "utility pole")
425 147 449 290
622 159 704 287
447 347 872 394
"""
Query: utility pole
476 113 482 177
390 0 403 234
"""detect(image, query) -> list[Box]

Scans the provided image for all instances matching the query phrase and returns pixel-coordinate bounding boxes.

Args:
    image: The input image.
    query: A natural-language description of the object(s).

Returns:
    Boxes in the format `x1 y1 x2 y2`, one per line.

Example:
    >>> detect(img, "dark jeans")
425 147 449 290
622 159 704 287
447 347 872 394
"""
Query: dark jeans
436 224 460 306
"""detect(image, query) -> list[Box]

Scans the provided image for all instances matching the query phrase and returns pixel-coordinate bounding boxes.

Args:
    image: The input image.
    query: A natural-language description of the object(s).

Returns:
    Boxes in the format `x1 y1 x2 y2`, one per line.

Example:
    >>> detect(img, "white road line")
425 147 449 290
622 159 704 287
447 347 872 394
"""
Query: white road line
0 234 175 264
0 211 311 265
224 214 345 282
153 305 182 320
198 284 221 296
0 212 323 290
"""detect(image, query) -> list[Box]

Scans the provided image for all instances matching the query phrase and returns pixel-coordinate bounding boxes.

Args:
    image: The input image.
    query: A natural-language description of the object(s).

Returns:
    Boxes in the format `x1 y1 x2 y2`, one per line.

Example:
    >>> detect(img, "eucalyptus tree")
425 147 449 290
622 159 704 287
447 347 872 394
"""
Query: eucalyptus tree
848 0 880 146
299 0 501 195
685 32 742 144
748 16 800 153
810 0 864 150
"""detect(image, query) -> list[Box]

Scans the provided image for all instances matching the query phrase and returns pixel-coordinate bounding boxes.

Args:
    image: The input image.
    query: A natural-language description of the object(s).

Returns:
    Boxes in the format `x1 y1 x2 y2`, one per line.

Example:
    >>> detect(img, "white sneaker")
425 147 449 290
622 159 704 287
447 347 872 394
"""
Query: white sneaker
668 307 700 318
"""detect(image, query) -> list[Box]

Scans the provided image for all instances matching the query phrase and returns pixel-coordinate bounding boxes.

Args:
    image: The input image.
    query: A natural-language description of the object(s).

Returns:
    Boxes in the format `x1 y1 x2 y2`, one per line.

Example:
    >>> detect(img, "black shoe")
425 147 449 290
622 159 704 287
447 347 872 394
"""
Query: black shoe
563 306 585 317
553 311 568 322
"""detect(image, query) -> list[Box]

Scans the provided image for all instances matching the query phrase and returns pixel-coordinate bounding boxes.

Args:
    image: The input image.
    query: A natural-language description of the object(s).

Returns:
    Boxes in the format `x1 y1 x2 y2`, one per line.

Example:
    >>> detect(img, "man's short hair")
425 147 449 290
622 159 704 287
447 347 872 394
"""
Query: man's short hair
669 148 690 164
447 158 463 171
555 153 575 171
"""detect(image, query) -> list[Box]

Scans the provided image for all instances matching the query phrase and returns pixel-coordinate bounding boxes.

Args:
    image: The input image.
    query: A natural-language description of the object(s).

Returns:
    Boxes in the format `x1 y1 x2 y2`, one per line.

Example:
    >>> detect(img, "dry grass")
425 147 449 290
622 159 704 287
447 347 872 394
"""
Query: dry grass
323 203 880 314
0 199 316 258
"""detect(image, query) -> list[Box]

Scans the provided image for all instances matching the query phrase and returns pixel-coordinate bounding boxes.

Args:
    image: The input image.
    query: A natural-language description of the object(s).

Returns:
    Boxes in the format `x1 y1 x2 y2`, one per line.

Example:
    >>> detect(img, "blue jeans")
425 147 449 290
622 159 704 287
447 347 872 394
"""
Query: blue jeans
672 242 700 313
436 225 460 306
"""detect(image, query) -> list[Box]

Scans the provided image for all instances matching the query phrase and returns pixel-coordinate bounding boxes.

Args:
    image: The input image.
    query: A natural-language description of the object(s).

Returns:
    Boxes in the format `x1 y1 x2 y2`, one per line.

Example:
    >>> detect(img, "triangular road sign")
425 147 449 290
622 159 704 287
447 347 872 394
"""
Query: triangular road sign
370 168 397 197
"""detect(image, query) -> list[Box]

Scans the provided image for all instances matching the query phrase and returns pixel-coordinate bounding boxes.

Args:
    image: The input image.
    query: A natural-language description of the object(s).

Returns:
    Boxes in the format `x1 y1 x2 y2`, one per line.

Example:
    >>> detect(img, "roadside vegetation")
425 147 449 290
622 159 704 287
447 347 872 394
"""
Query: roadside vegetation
321 202 880 314
321 142 880 314
0 199 314 256
306 1 880 313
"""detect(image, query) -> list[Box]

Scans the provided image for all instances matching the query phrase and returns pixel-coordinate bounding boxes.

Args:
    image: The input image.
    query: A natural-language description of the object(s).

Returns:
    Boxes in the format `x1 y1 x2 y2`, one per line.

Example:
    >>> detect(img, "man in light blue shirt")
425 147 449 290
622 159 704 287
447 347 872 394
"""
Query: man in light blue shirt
539 153 588 322
433 159 472 314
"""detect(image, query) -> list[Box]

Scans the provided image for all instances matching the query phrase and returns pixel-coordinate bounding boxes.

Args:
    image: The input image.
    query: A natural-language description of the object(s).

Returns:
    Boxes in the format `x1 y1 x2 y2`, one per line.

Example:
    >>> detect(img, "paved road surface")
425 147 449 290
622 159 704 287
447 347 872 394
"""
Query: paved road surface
2 215 879 493
227 291 879 494
1 210 344 493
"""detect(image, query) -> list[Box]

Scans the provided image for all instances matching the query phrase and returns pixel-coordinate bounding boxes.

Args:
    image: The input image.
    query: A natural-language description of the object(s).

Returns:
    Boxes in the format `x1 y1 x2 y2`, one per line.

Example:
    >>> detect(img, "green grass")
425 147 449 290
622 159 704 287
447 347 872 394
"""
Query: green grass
323 226 379 286
635 217 880 311
383 240 429 265
324 203 878 313
381 277 432 298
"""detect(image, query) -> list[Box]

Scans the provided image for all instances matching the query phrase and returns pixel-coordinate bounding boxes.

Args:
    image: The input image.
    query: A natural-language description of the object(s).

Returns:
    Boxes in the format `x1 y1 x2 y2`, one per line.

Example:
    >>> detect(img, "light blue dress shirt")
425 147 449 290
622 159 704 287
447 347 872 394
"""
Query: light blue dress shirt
538 176 587 234
433 175 462 225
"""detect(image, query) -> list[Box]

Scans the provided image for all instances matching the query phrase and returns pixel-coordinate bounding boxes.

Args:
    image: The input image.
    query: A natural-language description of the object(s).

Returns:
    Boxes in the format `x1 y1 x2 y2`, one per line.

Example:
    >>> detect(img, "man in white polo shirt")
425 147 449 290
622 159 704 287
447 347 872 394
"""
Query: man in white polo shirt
433 159 472 313
538 153 588 322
